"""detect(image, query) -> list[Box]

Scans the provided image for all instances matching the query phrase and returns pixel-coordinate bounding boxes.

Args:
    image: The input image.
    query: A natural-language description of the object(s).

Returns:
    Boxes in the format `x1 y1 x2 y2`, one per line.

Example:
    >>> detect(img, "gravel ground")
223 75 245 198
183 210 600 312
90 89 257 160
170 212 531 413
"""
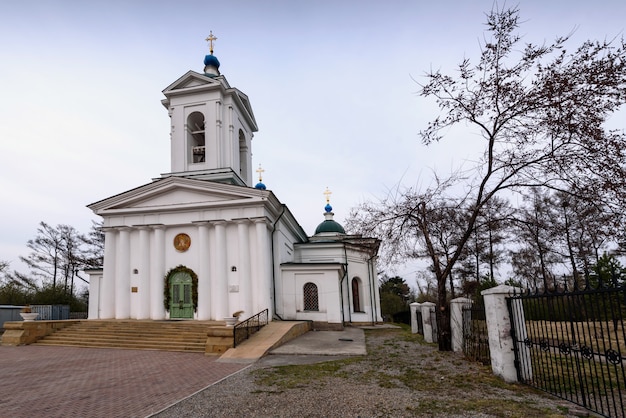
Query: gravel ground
153 327 591 418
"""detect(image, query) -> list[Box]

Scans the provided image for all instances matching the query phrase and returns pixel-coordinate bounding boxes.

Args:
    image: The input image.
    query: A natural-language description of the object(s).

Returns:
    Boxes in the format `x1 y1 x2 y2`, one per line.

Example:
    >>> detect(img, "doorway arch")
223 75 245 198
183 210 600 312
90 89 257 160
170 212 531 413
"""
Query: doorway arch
164 265 198 319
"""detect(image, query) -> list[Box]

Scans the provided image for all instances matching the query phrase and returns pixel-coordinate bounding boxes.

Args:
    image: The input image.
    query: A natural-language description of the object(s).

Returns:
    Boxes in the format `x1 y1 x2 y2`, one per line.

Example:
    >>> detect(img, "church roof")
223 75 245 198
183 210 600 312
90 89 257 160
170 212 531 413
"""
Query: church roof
315 218 346 234
313 195 346 235
161 70 257 133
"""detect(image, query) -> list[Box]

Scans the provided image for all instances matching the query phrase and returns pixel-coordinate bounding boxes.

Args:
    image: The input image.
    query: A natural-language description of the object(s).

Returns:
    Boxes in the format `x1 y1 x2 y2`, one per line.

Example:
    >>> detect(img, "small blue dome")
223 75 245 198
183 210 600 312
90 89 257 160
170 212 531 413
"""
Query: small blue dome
324 203 333 213
255 182 266 190
204 54 220 68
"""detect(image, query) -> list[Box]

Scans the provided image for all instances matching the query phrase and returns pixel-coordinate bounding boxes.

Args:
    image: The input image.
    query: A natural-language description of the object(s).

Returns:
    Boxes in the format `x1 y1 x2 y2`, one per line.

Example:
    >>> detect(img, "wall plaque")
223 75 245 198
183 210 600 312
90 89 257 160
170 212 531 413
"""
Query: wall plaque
173 233 191 252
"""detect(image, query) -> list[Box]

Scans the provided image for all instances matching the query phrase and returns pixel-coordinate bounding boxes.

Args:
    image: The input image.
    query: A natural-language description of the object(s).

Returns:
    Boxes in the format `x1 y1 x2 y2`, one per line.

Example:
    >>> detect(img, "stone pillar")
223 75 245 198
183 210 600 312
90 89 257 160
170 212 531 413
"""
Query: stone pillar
482 285 531 383
86 269 103 319
421 302 436 343
450 297 473 353
151 225 166 319
100 228 117 319
137 227 151 320
115 227 131 319
196 222 211 320
213 221 228 319
410 302 422 334
236 220 252 318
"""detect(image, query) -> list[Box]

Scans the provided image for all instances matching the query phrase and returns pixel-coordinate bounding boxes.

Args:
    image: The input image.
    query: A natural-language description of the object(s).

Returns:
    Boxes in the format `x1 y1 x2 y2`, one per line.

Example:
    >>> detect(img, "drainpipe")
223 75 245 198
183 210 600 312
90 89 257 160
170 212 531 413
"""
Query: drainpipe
271 205 287 320
367 252 378 324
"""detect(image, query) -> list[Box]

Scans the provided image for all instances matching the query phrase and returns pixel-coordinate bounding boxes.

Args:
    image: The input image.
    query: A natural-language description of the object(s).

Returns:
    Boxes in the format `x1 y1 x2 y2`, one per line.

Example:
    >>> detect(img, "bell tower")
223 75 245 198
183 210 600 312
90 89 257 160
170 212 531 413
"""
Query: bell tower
160 33 258 187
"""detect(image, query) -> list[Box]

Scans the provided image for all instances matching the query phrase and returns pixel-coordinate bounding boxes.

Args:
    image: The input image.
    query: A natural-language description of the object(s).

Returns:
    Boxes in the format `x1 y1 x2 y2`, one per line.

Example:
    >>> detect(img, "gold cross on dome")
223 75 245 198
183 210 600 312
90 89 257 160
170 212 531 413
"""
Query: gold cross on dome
324 187 332 204
256 164 265 182
206 31 218 54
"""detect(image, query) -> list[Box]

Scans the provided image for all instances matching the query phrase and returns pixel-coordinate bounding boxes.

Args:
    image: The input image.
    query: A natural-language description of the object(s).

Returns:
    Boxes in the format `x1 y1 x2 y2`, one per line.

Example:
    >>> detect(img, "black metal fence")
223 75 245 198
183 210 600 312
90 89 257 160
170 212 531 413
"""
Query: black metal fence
508 277 626 418
462 303 491 365
415 309 424 335
234 309 269 347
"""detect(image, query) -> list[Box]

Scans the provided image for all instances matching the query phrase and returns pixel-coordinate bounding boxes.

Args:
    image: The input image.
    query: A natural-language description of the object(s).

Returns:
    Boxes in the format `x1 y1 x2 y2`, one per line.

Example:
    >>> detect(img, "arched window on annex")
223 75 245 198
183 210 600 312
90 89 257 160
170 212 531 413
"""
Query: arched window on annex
188 111 206 163
352 277 362 312
303 282 319 311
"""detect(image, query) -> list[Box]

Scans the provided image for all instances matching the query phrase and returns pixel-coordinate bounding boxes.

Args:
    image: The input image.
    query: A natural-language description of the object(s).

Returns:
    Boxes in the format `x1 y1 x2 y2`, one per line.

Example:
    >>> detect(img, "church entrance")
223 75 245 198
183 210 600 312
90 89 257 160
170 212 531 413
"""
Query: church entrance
169 271 194 319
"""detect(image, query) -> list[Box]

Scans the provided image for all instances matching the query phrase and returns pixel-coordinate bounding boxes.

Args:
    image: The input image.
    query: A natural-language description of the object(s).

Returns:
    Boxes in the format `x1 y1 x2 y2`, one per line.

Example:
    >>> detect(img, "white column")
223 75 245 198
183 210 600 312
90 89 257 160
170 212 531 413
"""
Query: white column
86 271 102 319
137 227 151 319
254 218 272 317
197 222 211 320
100 228 117 319
150 225 166 319
236 220 252 318
482 285 531 383
410 302 422 334
421 302 436 343
115 227 131 319
450 297 473 353
213 221 228 319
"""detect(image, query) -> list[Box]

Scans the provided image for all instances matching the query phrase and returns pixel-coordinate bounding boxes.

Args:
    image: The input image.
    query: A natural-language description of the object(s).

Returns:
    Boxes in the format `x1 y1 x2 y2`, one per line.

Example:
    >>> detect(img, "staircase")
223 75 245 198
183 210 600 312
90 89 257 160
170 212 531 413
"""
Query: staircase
32 320 234 354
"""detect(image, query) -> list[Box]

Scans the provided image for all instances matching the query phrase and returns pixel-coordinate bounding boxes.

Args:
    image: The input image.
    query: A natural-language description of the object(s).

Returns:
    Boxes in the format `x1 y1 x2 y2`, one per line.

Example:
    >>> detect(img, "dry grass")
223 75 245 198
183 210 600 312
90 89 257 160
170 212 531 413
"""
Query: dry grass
157 326 585 417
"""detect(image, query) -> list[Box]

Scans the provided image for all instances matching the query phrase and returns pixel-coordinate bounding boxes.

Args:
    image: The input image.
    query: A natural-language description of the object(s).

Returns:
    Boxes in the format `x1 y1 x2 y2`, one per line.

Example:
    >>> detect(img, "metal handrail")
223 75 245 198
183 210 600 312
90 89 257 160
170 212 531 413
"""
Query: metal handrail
233 309 269 348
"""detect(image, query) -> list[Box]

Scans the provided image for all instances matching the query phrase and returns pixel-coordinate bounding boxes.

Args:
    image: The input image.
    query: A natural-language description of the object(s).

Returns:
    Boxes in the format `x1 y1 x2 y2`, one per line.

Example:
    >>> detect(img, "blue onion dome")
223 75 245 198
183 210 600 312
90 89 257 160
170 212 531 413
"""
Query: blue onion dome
325 203 333 213
254 164 266 190
203 54 221 68
203 31 221 76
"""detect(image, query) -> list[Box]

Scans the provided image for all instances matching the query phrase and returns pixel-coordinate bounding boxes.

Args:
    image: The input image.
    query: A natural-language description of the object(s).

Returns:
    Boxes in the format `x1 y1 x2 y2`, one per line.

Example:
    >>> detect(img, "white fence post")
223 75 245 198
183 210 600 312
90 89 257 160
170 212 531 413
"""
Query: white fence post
482 284 531 383
421 302 435 343
410 302 421 334
450 297 472 353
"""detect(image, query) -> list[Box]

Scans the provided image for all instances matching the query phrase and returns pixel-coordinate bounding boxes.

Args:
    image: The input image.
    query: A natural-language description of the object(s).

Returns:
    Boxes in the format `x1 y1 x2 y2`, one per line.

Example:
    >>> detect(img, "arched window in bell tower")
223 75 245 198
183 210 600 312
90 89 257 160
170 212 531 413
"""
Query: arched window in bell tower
238 129 248 182
187 112 206 164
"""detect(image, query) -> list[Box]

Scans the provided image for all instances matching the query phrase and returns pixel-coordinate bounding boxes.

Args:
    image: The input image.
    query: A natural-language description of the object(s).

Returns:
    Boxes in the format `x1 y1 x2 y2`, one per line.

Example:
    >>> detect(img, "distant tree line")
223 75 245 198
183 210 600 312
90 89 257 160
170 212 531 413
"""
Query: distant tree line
0 221 103 311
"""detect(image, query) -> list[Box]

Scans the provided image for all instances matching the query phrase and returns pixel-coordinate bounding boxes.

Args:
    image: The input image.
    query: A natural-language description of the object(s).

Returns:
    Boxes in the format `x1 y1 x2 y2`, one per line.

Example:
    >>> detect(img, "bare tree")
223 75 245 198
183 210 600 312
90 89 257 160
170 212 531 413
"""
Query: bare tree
81 220 105 269
510 190 560 290
18 221 88 296
348 7 626 350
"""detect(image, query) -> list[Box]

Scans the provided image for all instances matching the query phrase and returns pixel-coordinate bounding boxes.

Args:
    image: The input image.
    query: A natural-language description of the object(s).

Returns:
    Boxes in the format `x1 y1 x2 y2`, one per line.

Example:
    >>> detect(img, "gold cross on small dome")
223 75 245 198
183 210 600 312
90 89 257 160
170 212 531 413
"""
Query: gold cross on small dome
256 164 265 182
206 31 218 54
324 187 332 204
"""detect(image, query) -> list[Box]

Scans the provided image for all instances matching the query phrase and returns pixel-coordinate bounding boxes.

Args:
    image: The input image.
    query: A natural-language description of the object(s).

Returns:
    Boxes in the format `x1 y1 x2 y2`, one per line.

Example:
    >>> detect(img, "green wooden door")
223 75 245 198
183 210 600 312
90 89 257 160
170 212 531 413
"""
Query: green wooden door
169 272 194 319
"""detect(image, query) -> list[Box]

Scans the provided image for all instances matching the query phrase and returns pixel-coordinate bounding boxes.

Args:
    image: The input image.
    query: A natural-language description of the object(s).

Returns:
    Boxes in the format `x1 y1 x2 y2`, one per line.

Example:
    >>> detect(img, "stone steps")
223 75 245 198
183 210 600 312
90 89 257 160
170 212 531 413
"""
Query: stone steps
32 320 235 354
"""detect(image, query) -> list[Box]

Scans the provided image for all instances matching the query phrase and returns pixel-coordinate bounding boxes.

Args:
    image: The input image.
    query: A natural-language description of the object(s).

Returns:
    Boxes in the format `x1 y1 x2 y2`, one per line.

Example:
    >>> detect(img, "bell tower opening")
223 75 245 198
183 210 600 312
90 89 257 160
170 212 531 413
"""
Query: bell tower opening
187 112 206 164
238 129 249 183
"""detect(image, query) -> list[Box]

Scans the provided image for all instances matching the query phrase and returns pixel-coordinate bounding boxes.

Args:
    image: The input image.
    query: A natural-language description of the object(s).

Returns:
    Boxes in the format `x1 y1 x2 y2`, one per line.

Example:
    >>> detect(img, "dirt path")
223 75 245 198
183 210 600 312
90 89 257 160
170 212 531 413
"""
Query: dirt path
156 327 590 417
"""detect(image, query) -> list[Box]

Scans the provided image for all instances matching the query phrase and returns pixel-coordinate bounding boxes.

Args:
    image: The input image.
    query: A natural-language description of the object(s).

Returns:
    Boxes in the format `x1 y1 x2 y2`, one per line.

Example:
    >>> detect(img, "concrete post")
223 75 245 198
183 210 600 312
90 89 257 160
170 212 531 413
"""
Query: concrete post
421 302 436 343
482 285 531 383
450 297 473 353
409 302 422 334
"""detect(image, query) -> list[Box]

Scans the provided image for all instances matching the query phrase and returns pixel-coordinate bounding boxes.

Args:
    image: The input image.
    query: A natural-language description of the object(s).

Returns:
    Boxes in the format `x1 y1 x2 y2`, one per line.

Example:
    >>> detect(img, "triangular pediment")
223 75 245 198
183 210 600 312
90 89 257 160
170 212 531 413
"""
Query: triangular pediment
162 71 226 96
88 177 268 214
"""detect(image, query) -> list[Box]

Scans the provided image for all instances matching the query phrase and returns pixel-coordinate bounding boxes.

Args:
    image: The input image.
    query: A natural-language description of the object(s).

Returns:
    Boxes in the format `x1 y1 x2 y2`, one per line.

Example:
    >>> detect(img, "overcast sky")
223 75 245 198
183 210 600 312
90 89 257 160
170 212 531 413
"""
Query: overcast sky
1 0 625 280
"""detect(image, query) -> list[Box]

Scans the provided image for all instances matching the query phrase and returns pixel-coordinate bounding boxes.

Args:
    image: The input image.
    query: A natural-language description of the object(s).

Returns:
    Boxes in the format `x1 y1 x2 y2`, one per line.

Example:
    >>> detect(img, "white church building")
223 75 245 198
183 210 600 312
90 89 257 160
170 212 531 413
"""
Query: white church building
85 37 382 329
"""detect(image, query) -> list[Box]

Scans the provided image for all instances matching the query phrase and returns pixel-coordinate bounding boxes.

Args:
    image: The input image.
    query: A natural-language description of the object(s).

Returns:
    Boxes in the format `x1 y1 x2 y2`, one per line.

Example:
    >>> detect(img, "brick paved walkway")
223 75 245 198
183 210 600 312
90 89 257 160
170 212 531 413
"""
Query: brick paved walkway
0 346 248 417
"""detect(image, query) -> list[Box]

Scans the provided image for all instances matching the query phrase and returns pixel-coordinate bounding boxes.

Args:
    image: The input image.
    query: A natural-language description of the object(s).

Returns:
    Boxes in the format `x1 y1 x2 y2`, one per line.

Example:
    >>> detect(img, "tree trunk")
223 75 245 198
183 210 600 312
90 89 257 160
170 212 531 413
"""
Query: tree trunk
437 272 452 351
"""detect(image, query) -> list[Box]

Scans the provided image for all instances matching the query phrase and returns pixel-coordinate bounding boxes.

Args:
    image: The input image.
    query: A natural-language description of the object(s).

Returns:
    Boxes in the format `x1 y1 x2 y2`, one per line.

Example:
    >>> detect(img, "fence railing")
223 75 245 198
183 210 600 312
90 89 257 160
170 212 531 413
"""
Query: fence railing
508 284 626 418
462 304 491 365
233 309 269 348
